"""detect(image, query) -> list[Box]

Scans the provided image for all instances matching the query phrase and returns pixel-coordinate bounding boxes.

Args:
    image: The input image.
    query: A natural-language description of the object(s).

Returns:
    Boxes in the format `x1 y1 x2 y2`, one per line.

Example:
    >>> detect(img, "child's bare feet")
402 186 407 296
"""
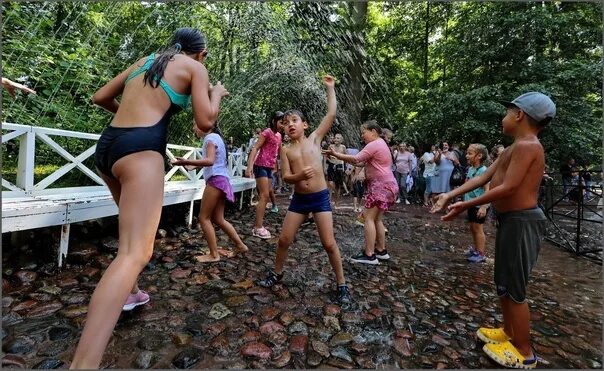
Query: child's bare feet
194 253 220 263
235 244 249 255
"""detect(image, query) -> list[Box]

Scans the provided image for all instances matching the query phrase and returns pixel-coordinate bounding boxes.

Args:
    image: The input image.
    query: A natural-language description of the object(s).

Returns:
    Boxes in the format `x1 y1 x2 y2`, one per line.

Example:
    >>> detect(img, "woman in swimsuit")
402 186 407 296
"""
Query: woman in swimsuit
71 28 228 368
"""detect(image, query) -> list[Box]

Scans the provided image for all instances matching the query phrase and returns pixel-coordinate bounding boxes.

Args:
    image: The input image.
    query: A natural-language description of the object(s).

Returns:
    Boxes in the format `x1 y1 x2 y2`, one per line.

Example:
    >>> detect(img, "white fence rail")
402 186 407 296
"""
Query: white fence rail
1 122 254 267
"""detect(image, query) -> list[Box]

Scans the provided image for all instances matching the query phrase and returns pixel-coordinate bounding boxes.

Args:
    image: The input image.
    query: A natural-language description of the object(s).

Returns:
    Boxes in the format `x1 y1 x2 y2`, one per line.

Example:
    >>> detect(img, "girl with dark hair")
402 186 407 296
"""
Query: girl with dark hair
245 111 284 239
323 120 399 265
172 122 249 262
72 27 227 368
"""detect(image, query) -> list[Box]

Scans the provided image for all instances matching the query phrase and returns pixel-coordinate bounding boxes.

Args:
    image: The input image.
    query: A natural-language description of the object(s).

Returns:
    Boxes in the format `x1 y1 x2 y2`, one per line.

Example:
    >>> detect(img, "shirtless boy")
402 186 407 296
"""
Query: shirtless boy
257 75 351 305
432 92 556 369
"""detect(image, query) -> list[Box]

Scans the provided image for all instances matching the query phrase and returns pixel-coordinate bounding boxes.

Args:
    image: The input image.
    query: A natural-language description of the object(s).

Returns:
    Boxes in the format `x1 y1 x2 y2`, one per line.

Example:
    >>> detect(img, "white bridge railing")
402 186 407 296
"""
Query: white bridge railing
1 122 247 197
1 122 253 267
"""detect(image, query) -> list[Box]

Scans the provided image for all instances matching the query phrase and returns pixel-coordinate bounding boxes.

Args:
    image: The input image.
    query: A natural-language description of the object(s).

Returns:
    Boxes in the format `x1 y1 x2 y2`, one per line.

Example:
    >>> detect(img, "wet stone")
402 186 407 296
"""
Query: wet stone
422 343 441 354
279 311 294 326
210 335 230 355
33 358 64 369
241 342 272 360
172 348 203 368
2 354 26 368
209 303 232 320
240 331 261 344
2 311 23 326
329 332 353 347
393 337 412 357
323 316 341 331
327 357 355 369
260 307 281 321
14 270 37 284
330 346 352 362
307 351 323 367
12 300 38 312
288 321 308 335
36 338 68 356
324 304 341 316
226 295 249 307
312 340 331 358
137 333 168 351
4 336 35 354
272 350 291 368
38 285 61 295
355 355 375 368
289 335 308 355
267 331 288 346
204 322 227 337
341 312 361 324
350 342 368 355
134 350 156 369
260 321 285 335
60 293 88 305
432 334 451 347
61 305 88 318
172 332 192 346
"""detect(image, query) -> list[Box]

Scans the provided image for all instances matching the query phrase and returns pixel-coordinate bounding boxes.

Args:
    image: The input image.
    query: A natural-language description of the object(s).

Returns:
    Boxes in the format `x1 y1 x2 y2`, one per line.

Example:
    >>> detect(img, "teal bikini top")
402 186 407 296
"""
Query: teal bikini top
125 54 191 110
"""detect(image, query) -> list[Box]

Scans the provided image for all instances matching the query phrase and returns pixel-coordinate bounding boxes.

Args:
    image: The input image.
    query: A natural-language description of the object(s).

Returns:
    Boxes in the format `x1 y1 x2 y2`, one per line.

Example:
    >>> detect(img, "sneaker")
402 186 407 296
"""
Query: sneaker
351 252 379 265
122 290 150 311
252 227 272 239
483 341 537 369
405 199 410 205
302 217 315 226
464 246 477 257
477 327 511 344
375 249 390 260
270 205 279 213
337 285 352 305
395 198 401 204
257 270 283 288
468 253 486 263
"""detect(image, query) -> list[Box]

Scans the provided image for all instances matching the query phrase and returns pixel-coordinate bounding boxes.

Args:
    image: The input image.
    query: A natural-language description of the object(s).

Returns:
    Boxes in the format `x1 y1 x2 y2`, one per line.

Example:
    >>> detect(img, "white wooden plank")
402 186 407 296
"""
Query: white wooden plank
1 129 26 143
16 130 35 192
2 178 23 192
58 224 70 267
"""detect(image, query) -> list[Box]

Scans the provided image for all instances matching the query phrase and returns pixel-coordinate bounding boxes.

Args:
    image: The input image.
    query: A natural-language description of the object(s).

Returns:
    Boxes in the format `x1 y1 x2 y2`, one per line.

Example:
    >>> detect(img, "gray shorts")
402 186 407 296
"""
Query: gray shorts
494 207 546 303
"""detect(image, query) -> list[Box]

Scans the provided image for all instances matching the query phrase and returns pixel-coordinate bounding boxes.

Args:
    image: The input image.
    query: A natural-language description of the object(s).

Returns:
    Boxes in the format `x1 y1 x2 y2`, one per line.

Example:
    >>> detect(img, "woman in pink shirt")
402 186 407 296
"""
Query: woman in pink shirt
323 120 398 265
245 111 283 239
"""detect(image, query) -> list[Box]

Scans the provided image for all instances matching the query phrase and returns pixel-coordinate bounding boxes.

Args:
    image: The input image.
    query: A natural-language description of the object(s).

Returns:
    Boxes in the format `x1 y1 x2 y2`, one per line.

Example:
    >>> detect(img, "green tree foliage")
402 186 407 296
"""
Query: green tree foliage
2 1 601 172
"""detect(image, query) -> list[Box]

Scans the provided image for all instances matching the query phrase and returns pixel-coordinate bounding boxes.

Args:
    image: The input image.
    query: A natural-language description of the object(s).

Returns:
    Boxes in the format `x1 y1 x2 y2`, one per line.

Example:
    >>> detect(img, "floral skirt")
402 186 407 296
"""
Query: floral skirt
365 179 399 211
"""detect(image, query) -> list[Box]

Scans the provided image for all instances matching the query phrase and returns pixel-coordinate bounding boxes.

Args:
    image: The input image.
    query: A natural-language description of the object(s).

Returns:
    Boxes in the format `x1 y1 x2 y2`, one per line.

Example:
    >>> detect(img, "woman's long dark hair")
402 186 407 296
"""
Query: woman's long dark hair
144 28 207 88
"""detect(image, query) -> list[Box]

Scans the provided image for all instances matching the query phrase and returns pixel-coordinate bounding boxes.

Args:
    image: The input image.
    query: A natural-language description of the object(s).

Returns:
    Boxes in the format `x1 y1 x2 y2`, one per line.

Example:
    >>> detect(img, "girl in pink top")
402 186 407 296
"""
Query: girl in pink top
323 121 398 265
245 111 284 239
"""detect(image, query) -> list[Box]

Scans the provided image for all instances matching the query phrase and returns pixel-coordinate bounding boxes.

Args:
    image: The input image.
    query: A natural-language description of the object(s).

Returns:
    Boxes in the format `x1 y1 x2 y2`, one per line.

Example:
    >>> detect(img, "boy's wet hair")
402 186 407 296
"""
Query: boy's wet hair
469 143 488 165
283 109 307 123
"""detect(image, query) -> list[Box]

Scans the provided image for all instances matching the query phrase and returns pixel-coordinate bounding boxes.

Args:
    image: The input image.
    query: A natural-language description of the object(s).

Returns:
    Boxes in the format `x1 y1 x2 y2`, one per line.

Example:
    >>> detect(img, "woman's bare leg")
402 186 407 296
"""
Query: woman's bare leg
71 152 164 368
254 177 271 228
363 206 380 256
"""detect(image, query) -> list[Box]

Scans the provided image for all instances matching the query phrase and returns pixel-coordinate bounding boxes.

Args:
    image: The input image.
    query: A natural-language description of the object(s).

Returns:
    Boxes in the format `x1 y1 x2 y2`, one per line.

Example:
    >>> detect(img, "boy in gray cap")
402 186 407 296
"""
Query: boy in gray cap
432 91 556 369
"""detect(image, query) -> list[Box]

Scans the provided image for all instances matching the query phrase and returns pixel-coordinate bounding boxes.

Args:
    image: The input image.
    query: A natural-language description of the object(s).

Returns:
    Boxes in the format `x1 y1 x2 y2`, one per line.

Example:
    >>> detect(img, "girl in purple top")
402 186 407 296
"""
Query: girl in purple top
323 121 398 265
245 111 284 239
172 122 248 262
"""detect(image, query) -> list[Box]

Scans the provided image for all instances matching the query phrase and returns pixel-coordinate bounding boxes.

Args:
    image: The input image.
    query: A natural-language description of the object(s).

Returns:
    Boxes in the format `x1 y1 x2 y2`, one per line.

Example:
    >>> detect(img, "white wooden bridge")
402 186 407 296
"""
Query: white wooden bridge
1 123 256 267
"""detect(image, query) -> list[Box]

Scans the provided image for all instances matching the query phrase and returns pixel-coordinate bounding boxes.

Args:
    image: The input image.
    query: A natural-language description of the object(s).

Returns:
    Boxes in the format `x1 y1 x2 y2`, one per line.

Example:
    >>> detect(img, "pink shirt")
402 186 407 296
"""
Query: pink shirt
254 128 282 168
394 150 412 174
355 138 396 184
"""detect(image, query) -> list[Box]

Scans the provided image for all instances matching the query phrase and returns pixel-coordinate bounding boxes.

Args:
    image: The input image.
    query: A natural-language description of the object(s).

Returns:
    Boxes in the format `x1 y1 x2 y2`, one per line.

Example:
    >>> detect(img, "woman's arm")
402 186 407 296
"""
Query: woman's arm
190 63 228 132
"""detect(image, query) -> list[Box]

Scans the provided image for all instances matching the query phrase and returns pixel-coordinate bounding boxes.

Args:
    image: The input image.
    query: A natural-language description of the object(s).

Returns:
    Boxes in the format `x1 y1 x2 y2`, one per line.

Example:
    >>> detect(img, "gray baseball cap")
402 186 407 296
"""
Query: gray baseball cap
500 92 556 124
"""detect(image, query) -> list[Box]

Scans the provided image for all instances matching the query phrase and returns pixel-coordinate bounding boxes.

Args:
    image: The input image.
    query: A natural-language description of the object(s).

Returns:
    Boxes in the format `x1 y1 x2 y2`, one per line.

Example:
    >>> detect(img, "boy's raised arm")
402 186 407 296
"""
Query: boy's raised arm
312 75 337 143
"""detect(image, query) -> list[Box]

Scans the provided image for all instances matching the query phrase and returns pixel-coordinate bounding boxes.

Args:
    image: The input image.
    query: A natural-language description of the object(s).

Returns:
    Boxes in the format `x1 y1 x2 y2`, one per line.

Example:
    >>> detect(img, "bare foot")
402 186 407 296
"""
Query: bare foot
217 248 236 258
194 254 220 263
234 244 249 255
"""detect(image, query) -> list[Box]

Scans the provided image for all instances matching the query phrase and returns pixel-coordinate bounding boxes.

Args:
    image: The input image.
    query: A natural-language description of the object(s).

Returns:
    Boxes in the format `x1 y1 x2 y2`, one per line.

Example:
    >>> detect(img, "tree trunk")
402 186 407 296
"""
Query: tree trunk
342 1 368 147
423 2 431 89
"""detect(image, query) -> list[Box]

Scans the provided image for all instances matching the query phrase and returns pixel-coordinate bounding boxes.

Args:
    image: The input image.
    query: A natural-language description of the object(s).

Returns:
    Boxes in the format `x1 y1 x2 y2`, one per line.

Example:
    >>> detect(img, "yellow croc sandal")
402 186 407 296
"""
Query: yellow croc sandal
477 327 512 344
483 341 538 369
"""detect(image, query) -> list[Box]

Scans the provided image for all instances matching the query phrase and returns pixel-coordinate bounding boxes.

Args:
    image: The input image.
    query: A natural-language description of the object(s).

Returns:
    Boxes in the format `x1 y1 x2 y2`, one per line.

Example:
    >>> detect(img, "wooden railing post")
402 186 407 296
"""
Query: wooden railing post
16 128 35 195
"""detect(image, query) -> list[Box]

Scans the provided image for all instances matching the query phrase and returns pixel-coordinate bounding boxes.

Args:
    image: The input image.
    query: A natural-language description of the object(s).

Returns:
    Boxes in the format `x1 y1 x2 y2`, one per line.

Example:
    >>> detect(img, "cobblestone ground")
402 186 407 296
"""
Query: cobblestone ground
2 196 602 369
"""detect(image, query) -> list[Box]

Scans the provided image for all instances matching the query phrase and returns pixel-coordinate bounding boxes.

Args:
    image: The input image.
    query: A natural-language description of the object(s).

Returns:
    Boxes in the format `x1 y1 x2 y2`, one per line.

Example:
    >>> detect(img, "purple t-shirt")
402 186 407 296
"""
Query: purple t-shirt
355 138 396 184
254 128 282 169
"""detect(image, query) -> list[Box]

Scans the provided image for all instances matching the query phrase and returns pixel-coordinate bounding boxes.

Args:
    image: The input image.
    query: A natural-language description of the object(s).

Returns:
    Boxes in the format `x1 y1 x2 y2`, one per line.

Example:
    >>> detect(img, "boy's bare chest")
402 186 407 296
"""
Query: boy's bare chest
288 143 319 163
